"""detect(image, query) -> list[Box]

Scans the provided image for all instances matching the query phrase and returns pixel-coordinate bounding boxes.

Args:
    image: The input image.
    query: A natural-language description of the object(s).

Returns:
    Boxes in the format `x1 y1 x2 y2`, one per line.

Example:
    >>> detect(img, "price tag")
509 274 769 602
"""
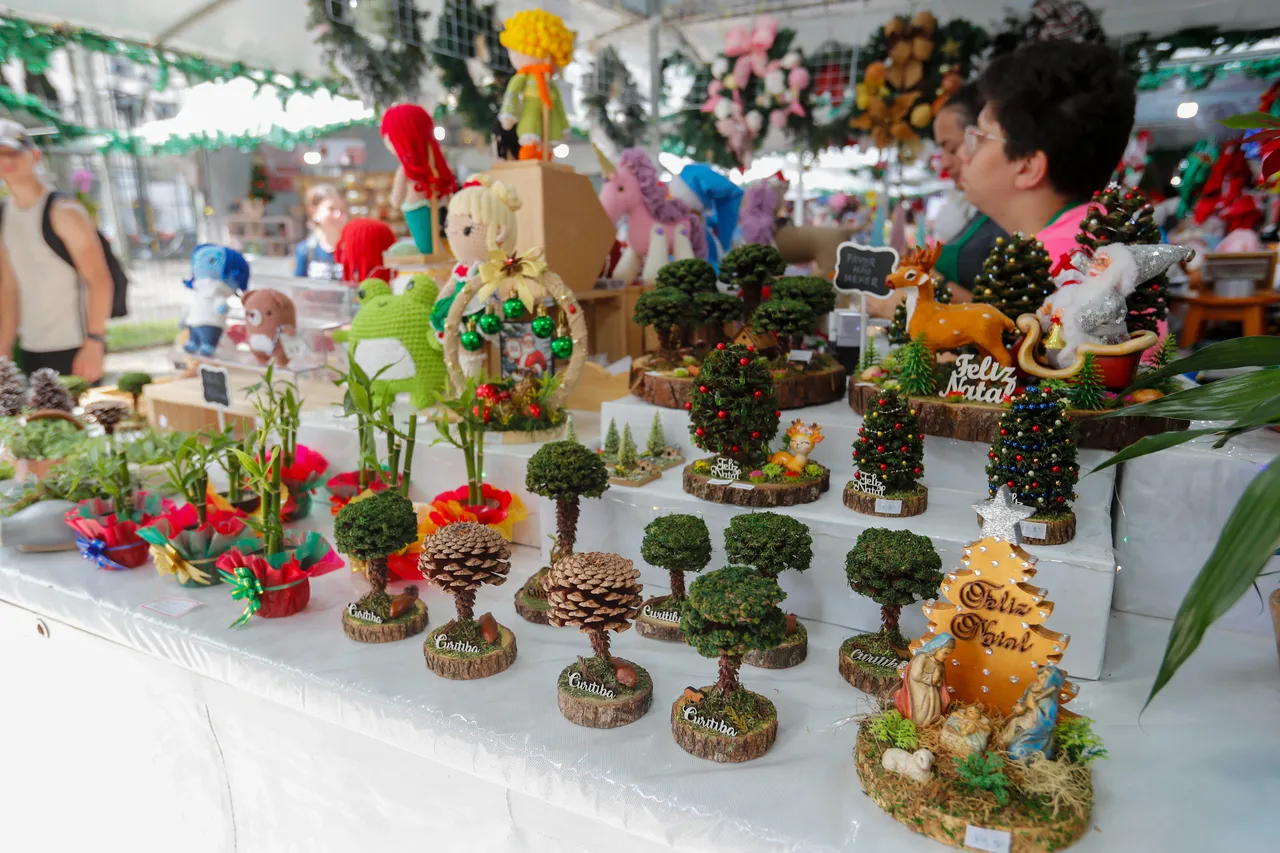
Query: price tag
142 597 203 618
645 370 664 377
875 498 903 515
1020 521 1048 540
729 482 754 490
788 349 814 363
963 825 1011 853
706 478 734 486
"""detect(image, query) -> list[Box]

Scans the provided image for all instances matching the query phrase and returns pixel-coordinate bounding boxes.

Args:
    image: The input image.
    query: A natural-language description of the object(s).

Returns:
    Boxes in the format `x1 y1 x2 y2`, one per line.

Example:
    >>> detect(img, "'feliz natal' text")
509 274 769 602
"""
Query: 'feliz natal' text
942 354 1017 404
567 671 616 698
642 604 681 624
950 579 1035 652
683 704 737 737
435 634 481 654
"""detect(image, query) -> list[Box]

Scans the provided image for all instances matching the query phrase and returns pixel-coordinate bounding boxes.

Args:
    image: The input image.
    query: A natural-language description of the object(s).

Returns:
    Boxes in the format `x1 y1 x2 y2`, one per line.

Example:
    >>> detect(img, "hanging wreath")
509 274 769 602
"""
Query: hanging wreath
307 0 430 108
432 0 515 144
582 46 648 151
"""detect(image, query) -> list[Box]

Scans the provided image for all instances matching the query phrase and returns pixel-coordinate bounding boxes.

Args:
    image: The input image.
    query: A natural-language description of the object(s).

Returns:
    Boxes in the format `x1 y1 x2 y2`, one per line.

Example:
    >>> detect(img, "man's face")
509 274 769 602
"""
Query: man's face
0 146 38 181
959 104 1021 217
932 106 968 188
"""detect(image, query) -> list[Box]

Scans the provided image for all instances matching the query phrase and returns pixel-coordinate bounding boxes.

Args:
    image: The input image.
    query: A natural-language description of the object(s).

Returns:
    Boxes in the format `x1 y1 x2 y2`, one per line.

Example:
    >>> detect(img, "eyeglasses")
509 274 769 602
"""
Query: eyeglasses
962 125 1004 157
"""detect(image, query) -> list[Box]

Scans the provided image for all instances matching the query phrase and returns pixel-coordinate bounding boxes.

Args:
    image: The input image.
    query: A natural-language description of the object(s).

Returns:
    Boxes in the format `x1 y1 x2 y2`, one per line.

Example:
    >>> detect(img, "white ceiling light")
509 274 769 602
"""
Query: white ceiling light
1177 101 1199 119
434 125 446 141
1170 175 1183 187
553 144 570 159
302 151 322 165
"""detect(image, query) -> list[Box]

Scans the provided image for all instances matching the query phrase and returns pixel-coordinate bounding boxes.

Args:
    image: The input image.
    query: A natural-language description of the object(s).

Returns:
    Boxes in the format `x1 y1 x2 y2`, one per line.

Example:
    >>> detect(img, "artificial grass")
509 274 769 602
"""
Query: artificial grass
427 618 503 659
557 654 652 701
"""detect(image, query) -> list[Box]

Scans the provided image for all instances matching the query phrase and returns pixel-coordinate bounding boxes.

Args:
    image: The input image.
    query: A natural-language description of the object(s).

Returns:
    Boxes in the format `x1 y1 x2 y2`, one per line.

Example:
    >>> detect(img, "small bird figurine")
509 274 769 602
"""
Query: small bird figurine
478 611 500 644
389 586 420 619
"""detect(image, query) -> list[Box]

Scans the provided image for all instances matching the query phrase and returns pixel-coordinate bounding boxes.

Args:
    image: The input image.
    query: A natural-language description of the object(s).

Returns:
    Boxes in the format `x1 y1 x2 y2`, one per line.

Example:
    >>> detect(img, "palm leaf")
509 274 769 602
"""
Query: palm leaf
1105 369 1280 422
1124 336 1280 393
1090 428 1221 473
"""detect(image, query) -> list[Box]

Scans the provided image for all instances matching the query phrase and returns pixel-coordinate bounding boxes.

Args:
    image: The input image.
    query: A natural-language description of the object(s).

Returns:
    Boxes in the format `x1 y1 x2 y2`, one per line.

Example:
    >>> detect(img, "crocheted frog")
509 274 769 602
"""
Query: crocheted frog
336 275 445 409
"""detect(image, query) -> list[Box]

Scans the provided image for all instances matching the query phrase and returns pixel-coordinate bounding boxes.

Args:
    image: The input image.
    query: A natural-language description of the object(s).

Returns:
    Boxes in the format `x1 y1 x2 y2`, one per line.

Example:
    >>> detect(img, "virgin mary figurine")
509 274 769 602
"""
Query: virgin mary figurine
1001 665 1067 760
894 632 955 728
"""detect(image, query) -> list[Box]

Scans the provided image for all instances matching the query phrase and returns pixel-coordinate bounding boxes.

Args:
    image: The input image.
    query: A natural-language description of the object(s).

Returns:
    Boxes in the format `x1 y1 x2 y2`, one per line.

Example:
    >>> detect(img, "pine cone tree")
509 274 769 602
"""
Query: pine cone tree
27 368 74 413
1076 183 1168 333
973 234 1054 342
420 522 512 622
84 401 130 435
544 551 643 635
0 356 26 416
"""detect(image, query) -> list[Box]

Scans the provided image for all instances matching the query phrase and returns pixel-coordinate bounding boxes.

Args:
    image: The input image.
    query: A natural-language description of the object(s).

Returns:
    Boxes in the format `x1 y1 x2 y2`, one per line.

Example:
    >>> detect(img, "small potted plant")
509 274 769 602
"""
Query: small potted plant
545 552 650 728
252 371 329 521
327 361 413 512
673 565 788 763
420 522 516 679
0 411 85 482
724 511 813 668
516 438 610 623
841 528 943 695
212 427 260 513
335 488 428 642
636 513 711 641
64 445 166 569
0 449 99 551
137 502 260 587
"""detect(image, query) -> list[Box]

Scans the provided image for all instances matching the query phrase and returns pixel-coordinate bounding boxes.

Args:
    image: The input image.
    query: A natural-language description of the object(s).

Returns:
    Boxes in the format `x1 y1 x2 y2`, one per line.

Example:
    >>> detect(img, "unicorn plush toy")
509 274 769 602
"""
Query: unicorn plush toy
597 147 707 283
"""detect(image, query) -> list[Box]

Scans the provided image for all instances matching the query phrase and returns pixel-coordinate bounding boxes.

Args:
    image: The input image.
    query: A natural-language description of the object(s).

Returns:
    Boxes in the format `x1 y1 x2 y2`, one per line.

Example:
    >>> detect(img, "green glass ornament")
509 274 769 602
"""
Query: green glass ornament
477 312 502 335
460 330 483 352
550 336 574 359
531 313 555 339
503 297 525 320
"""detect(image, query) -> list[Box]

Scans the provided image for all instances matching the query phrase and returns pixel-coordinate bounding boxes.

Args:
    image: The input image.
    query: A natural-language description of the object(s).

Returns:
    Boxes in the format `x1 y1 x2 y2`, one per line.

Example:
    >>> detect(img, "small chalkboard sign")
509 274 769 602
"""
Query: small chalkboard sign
199 365 232 409
834 243 899 297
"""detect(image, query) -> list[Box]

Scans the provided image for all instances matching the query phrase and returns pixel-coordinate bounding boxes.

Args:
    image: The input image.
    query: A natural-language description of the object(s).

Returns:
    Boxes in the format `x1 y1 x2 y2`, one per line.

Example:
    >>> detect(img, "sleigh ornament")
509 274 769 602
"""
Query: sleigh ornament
1015 315 1158 390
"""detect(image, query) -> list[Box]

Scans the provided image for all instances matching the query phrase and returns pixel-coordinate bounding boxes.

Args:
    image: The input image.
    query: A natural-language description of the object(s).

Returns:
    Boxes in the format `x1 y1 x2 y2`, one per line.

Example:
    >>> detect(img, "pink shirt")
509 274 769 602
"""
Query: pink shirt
1035 202 1091 267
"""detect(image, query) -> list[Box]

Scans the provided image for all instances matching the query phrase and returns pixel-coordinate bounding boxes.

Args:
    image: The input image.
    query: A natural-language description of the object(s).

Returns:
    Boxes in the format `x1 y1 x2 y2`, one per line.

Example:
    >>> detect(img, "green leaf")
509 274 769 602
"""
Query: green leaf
1091 428 1221 473
1146 453 1280 707
1218 111 1280 130
1125 337 1280 393
1105 369 1280 422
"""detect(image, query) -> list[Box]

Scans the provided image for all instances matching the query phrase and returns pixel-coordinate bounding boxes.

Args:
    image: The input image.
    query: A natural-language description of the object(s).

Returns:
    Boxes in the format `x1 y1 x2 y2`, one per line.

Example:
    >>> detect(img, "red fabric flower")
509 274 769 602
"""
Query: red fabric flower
216 549 312 618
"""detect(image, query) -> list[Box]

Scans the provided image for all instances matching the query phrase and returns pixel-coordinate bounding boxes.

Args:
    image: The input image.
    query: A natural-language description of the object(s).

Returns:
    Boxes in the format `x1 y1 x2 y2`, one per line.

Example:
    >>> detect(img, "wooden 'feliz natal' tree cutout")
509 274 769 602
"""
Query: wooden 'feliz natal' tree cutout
912 486 1078 715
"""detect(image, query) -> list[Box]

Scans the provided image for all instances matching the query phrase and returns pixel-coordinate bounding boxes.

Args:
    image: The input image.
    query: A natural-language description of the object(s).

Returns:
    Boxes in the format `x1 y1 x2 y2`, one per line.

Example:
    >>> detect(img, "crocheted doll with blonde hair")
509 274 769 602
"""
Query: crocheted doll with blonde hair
432 175 523 342
498 10 576 160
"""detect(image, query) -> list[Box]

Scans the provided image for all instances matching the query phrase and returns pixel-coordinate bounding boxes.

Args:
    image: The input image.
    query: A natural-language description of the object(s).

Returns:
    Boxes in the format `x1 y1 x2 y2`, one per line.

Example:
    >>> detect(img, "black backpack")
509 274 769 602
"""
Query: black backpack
0 191 130 318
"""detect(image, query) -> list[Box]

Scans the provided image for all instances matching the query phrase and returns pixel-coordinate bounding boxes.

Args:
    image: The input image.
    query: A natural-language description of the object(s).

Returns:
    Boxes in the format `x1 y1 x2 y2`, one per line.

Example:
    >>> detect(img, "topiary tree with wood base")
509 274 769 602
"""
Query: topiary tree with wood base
689 342 780 470
334 489 420 617
117 372 153 411
719 243 785 319
750 298 814 357
526 439 611 557
641 513 712 603
633 287 693 363
682 564 787 694
845 528 942 645
724 512 813 666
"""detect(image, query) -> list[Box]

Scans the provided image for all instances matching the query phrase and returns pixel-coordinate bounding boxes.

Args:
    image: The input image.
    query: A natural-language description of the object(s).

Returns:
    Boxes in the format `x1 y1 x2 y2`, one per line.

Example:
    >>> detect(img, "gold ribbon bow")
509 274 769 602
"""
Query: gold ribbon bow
476 248 548 314
152 544 212 586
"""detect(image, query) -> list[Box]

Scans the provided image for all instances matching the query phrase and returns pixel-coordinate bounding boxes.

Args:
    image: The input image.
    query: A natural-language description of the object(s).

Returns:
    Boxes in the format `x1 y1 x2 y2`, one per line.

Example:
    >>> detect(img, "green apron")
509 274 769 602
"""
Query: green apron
935 213 990 285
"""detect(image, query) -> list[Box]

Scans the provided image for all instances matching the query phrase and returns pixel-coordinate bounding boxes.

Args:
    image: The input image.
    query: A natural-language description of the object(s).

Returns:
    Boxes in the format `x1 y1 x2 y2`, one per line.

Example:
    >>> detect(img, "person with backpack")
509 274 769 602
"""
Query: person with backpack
0 120 120 382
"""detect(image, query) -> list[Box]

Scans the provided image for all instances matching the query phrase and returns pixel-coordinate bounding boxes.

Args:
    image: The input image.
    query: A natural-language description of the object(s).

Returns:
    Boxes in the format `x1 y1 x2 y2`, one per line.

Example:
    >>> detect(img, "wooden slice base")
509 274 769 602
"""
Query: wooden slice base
838 637 907 697
854 727 1091 853
843 483 928 518
683 463 830 507
557 659 653 728
635 595 685 642
631 356 846 411
608 469 661 488
488 423 568 445
424 623 517 679
743 622 808 669
343 599 428 644
514 568 552 625
849 381 1187 452
975 510 1077 546
671 688 778 763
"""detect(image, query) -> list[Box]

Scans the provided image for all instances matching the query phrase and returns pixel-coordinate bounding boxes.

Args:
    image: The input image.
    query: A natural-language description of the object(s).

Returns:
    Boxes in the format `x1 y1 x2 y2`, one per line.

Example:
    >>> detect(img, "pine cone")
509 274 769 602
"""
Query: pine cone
419 522 512 596
27 368 74 413
543 552 643 633
84 401 130 435
0 357 26 417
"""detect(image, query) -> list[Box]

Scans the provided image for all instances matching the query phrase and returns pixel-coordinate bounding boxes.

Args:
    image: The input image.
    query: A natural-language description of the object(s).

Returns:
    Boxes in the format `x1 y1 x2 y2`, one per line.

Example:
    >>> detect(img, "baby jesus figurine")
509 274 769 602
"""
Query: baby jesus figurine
941 704 992 758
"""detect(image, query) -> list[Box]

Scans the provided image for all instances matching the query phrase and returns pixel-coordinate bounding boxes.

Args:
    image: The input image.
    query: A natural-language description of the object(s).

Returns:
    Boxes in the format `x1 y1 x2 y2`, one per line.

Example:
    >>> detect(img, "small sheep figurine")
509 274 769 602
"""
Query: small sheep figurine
881 747 934 783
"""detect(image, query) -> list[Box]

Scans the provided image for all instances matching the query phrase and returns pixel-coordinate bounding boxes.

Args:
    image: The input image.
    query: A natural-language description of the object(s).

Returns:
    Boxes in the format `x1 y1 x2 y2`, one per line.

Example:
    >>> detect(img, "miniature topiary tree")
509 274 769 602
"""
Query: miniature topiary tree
1077 183 1167 333
117 372 153 411
689 342 779 470
719 243 785 319
0 356 26 416
633 287 693 363
334 488 419 611
723 511 813 666
618 423 638 469
750 298 815 356
845 528 942 645
526 439 611 557
896 335 937 397
641 513 712 603
644 411 666 458
682 564 787 695
694 290 745 345
986 386 1080 540
772 275 837 320
603 419 620 459
1067 352 1106 411
972 234 1054 334
27 368 74 412
851 387 923 493
657 258 719 296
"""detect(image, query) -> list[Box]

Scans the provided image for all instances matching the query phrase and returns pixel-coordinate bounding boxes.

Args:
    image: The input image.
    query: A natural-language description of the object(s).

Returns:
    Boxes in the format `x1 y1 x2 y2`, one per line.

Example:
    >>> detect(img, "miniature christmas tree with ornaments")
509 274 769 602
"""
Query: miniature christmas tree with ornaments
985 385 1079 545
673 565 788 763
724 512 812 669
636 513 712 641
972 233 1055 339
854 487 1100 853
420 522 516 679
1076 183 1168 333
845 387 928 517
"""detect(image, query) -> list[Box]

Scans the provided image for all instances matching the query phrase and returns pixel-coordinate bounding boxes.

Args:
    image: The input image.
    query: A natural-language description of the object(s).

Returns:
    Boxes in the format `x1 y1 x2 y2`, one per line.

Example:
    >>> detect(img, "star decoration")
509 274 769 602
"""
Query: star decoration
940 38 962 58
973 486 1035 544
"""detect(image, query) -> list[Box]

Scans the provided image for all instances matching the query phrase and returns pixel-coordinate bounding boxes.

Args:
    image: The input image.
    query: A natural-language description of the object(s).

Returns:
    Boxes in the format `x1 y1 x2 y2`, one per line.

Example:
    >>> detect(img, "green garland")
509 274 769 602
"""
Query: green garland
1137 57 1280 92
432 0 513 143
0 13 341 99
1122 25 1280 72
582 46 648 151
307 0 430 108
0 84 91 141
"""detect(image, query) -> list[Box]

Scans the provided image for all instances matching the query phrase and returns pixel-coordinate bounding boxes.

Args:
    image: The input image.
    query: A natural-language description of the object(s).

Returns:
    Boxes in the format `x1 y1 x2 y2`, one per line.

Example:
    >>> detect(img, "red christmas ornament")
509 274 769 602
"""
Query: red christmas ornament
989 451 996 459
913 467 922 474
699 385 708 393
1008 480 1016 488
1057 496 1064 502
731 445 740 453
774 410 781 417
746 345 755 352
716 343 726 350
1015 455 1023 462
1032 481 1040 489
1052 465 1061 473
753 390 763 398
695 427 704 436
876 445 885 452
527 403 542 419
900 445 908 452
878 398 887 406
894 423 902 429
717 410 727 419
1000 428 1008 436
1032 425 1040 432
684 402 692 410
880 464 888 471
567 304 577 314
739 357 749 366
751 431 760 439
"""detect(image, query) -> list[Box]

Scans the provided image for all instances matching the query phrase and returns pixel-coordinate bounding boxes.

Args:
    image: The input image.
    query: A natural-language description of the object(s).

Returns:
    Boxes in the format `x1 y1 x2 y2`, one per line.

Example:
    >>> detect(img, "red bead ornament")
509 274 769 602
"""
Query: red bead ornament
1000 428 1008 435
716 343 726 350
684 402 692 410
695 427 704 436
1032 425 1040 432
699 385 708 393
751 431 760 439
900 445 908 452
1015 455 1023 462
1032 482 1040 488
731 445 740 453
1056 496 1064 502
567 304 577 314
913 467 922 474
894 423 902 429
876 445 885 452
880 464 888 471
989 451 996 459
717 410 727 419
1052 466 1061 473
753 390 763 398
739 357 749 366
774 410 781 417
746 345 755 352
878 398 887 406
1007 480 1015 488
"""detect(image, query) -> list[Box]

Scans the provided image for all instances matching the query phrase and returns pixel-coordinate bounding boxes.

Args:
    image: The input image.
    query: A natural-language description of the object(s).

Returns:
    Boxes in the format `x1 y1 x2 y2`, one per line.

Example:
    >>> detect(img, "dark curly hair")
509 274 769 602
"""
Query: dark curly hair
979 41 1135 200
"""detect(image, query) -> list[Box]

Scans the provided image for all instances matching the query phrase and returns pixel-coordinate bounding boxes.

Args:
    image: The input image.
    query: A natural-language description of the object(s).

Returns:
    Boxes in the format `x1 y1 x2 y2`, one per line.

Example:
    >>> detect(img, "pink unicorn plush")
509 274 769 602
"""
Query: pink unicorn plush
597 147 708 282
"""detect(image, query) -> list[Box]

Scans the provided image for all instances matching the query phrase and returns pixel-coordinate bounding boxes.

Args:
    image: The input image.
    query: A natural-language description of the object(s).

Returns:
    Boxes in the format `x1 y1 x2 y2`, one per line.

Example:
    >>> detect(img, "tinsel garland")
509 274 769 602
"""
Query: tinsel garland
0 13 341 100
306 0 430 108
581 46 648 151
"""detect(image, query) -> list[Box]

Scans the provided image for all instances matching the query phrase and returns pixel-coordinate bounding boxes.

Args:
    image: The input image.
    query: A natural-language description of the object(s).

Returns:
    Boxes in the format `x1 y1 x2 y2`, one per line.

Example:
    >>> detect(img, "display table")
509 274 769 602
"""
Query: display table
1 532 1277 853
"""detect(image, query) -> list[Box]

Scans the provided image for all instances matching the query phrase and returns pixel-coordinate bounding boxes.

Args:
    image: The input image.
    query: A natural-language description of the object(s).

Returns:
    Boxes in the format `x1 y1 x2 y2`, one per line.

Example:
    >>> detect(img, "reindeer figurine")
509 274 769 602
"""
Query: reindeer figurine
889 243 1016 367
768 420 825 473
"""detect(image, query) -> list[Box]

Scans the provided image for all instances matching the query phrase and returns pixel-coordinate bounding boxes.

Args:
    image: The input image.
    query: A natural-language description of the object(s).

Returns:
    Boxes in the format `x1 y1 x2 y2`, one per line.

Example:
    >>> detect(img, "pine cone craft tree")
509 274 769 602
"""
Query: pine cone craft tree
27 368 74 413
421 522 512 622
972 234 1054 335
1076 184 1168 333
0 357 26 416
84 401 130 435
544 551 643 659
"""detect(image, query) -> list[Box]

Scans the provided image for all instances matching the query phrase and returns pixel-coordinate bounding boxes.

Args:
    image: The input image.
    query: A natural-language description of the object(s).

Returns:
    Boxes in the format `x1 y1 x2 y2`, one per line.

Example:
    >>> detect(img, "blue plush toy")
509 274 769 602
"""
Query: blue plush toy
183 244 251 356
669 163 743 272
